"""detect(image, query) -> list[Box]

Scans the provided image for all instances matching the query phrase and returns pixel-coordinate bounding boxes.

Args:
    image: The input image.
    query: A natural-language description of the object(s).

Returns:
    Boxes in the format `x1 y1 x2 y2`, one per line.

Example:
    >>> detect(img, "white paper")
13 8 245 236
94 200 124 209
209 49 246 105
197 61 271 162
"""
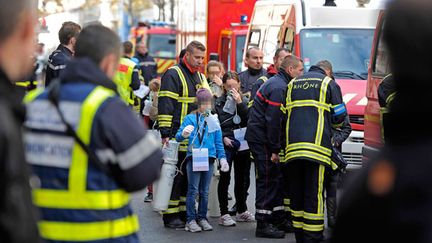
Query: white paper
192 148 209 172
233 128 249 151
133 84 150 99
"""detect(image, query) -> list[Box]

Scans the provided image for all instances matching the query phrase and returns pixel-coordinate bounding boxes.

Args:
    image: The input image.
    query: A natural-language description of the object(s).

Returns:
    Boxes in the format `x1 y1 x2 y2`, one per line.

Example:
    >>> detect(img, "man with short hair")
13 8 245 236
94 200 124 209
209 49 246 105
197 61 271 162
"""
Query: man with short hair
24 24 163 242
45 21 81 86
239 47 266 99
250 47 291 104
284 60 346 243
135 42 158 85
114 41 141 107
158 40 210 228
0 0 40 241
246 55 304 239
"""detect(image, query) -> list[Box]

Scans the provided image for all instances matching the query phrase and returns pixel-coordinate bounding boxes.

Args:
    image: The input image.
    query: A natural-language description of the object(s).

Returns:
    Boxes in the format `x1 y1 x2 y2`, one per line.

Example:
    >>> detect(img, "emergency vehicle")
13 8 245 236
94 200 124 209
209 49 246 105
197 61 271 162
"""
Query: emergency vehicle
363 6 389 161
245 0 383 169
176 0 256 72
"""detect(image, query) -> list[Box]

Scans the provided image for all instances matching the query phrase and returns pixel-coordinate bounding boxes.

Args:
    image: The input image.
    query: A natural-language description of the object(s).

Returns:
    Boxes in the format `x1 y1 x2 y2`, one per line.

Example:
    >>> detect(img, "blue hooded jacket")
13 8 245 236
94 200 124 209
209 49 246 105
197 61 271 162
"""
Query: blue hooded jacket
176 113 226 160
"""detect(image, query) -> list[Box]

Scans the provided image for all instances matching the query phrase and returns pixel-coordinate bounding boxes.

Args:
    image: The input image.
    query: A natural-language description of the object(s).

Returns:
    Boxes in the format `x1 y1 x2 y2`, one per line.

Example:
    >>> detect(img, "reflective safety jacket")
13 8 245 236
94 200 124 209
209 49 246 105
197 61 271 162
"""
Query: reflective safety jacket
158 61 210 152
249 65 277 107
283 66 347 169
378 73 395 142
245 69 293 155
23 58 163 242
113 57 141 105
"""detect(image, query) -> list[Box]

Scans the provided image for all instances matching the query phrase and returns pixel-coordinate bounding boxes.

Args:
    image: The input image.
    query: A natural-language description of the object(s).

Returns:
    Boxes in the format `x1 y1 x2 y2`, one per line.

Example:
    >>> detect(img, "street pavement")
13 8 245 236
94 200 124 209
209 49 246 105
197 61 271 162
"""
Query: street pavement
131 167 340 242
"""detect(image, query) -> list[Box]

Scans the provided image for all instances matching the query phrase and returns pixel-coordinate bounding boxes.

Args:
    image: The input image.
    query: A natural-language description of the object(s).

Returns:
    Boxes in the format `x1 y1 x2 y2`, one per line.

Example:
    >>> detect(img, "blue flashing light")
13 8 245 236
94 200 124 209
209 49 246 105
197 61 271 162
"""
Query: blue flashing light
240 15 248 23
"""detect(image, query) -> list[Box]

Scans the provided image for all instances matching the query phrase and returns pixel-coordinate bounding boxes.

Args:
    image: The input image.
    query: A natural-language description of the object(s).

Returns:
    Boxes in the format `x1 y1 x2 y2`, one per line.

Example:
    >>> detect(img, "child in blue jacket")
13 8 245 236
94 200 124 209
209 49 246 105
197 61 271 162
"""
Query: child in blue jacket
176 88 228 233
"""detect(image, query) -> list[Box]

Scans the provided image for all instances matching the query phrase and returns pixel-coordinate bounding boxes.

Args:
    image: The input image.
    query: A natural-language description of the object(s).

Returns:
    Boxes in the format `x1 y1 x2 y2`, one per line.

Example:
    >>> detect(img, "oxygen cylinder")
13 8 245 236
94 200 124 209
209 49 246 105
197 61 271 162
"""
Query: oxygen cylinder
152 140 179 211
208 161 221 217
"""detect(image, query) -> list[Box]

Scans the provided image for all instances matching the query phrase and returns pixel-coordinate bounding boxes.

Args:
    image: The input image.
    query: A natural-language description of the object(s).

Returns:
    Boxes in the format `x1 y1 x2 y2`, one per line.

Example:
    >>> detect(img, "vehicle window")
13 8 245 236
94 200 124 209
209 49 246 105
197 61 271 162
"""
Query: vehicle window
283 27 295 52
248 29 261 48
236 35 246 73
220 37 230 72
300 28 374 80
372 21 389 76
147 34 176 59
263 26 280 64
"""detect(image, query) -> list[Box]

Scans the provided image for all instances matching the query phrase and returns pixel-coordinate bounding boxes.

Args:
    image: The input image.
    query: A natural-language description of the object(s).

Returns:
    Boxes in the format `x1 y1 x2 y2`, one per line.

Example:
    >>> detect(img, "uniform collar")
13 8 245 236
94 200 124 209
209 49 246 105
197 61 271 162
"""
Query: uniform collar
308 65 327 76
58 44 73 57
59 57 117 92
279 68 294 83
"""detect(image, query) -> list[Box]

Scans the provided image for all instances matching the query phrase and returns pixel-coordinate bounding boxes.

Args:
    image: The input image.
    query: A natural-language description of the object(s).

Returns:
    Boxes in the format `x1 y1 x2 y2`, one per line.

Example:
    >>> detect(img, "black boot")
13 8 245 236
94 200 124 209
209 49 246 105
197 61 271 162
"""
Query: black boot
256 221 285 239
164 217 185 229
275 219 294 233
327 197 337 228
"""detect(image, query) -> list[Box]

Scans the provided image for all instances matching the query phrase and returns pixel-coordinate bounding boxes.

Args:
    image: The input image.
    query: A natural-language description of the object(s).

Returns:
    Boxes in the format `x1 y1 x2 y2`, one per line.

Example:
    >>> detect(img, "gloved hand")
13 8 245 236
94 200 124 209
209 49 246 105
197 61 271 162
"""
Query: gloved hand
220 158 229 172
182 125 195 138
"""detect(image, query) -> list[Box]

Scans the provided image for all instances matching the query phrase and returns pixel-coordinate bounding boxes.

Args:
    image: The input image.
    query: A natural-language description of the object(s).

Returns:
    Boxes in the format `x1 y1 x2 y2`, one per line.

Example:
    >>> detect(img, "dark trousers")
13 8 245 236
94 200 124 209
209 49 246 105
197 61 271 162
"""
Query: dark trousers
278 162 292 223
218 148 251 215
288 160 325 243
163 152 188 223
250 143 284 222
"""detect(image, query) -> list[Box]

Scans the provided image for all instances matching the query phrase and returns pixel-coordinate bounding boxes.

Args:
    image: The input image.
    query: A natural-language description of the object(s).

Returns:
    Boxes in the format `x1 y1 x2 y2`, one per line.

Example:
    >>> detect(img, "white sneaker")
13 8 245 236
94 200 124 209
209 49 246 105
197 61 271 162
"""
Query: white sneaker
236 211 255 222
197 219 213 231
185 220 202 232
219 214 236 227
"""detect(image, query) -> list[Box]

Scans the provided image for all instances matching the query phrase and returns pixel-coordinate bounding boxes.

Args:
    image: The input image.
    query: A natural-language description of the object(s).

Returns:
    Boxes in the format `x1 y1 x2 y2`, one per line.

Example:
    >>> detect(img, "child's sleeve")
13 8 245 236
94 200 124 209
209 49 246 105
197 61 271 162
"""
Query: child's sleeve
175 115 191 142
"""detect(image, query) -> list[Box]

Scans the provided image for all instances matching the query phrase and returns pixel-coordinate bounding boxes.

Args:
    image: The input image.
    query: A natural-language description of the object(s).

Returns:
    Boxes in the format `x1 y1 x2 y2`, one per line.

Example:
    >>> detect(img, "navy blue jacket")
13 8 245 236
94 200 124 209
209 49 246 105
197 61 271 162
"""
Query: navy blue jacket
135 53 158 85
45 44 72 86
239 68 267 95
245 69 292 153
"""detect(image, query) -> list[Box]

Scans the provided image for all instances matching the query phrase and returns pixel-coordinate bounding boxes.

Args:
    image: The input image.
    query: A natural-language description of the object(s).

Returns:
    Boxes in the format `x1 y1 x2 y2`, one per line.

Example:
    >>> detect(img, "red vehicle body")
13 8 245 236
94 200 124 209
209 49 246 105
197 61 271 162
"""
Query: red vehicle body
363 10 389 161
177 0 256 72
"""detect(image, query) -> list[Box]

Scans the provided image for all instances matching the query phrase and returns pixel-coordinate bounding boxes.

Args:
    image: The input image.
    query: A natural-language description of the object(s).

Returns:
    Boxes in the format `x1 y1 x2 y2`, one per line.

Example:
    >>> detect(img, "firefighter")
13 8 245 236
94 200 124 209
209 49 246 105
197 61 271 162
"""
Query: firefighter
113 41 141 109
283 60 346 243
45 21 81 86
378 73 395 142
332 1 432 242
239 47 266 100
23 24 163 243
249 47 291 103
135 42 158 85
0 0 40 241
246 55 304 238
158 40 210 228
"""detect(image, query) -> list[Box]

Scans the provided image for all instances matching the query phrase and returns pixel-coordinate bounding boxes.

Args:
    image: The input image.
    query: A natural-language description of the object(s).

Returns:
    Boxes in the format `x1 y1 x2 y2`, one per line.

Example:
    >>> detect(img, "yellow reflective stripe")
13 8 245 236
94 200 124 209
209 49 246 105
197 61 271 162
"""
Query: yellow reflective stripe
16 81 29 87
285 80 295 146
33 189 130 209
23 88 44 104
285 206 291 212
248 100 254 108
315 77 331 145
163 207 180 214
303 223 324 232
179 206 186 211
318 164 325 215
169 200 180 206
286 100 331 111
39 215 139 241
180 196 186 202
69 86 115 192
304 212 324 220
159 90 179 100
386 92 396 105
178 97 196 103
285 142 331 156
171 66 189 124
294 77 323 82
291 210 304 218
259 76 268 83
284 198 290 205
285 150 332 166
159 122 172 127
292 221 303 229
198 73 211 91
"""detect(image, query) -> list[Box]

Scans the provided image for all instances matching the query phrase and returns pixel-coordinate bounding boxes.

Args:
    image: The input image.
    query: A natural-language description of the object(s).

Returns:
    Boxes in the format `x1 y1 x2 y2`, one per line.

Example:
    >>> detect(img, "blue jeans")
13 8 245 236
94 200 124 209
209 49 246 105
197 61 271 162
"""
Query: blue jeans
186 157 215 223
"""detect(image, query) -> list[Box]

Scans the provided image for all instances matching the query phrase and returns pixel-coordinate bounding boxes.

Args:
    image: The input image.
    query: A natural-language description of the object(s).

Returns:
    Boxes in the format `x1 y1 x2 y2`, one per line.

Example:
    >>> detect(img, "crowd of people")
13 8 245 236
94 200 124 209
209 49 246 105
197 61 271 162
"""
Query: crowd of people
3 0 432 242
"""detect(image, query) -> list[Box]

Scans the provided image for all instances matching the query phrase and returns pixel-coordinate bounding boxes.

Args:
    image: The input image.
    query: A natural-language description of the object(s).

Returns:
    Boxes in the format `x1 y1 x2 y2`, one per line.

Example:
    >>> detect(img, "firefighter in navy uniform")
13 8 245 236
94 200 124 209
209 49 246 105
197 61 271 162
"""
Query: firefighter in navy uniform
24 25 163 243
378 73 395 142
246 55 304 239
158 41 210 228
283 60 346 243
249 48 291 104
45 21 81 87
239 47 266 100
